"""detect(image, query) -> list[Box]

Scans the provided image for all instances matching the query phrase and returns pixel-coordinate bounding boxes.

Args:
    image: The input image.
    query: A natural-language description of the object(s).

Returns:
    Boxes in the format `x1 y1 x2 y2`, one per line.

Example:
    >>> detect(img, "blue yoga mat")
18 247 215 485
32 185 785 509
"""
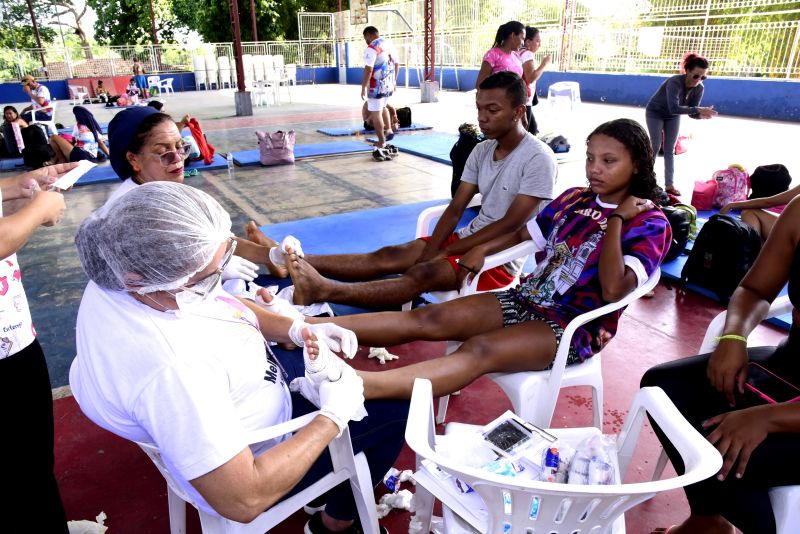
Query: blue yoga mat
255 200 482 316
366 133 455 165
0 157 25 171
231 141 374 167
186 153 228 171
317 123 433 136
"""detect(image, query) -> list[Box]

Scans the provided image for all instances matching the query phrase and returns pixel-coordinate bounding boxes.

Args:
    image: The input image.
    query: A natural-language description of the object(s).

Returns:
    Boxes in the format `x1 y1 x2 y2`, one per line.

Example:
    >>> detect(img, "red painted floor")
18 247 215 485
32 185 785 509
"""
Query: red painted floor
55 282 786 532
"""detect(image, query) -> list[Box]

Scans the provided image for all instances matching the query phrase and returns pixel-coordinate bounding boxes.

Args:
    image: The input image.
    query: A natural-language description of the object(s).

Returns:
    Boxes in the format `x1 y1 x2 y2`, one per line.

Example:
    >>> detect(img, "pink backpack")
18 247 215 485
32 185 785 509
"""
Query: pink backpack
711 165 750 208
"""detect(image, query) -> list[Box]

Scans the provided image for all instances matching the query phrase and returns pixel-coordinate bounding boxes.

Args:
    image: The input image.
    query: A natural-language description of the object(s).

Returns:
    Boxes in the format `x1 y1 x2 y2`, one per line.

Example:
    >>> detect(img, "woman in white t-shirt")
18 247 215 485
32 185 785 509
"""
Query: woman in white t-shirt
0 163 75 533
50 106 110 164
520 26 551 135
71 181 407 532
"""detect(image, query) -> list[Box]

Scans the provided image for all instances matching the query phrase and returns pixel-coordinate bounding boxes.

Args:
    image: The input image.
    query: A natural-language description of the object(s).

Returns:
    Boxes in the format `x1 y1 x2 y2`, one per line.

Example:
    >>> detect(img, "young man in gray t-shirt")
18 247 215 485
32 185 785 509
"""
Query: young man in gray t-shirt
279 72 556 308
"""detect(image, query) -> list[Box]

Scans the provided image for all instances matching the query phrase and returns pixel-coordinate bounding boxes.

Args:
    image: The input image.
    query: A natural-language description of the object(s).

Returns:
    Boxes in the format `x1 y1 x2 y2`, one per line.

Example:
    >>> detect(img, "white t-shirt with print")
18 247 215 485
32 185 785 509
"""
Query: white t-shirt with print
70 282 292 516
31 84 52 114
0 188 36 359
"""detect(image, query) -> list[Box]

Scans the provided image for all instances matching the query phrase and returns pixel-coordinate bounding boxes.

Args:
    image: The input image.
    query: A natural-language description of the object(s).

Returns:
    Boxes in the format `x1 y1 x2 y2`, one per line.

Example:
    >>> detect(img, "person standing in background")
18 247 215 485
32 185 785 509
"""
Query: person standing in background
361 26 399 156
645 53 718 196
520 26 551 135
475 21 525 89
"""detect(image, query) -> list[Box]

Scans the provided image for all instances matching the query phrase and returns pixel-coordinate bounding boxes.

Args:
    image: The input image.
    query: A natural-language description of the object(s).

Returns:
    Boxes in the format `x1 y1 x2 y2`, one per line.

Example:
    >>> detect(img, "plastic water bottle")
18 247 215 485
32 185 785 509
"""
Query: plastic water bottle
226 152 234 179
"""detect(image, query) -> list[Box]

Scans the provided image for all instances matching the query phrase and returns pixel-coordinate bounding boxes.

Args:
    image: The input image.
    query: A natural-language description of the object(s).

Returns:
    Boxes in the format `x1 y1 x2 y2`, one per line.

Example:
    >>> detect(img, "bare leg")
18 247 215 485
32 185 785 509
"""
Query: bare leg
382 108 393 136
288 249 459 308
308 291 505 347
49 135 72 163
741 208 778 241
360 319 558 399
371 109 386 147
305 239 427 281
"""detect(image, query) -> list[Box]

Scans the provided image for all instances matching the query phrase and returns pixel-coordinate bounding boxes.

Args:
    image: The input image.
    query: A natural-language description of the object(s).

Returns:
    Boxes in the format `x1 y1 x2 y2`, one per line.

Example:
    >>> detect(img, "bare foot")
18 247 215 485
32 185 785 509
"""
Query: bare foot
245 221 287 278
245 220 279 248
286 247 332 306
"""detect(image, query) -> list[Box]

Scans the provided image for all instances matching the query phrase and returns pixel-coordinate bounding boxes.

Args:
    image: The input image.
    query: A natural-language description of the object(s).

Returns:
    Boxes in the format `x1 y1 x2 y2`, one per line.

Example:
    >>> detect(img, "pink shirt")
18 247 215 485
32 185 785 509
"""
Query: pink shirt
482 47 523 77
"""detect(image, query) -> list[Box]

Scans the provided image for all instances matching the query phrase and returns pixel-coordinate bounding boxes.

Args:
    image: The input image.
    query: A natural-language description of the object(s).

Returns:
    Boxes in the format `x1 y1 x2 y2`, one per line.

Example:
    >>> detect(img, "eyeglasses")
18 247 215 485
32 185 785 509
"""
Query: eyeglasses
140 144 192 167
180 238 237 298
692 74 708 81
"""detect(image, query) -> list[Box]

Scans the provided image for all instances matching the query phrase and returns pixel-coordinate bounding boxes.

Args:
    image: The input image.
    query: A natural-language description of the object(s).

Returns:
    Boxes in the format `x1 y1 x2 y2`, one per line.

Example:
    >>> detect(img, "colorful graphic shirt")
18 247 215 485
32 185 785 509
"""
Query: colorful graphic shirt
0 188 36 360
483 47 524 77
364 37 396 99
31 84 53 115
71 123 103 158
508 187 671 361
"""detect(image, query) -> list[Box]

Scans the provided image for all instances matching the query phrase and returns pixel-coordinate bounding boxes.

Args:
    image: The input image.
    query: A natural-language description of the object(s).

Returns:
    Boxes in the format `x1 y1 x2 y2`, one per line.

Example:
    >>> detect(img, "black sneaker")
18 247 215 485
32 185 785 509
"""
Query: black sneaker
303 511 389 534
384 144 399 155
372 148 390 162
303 494 327 515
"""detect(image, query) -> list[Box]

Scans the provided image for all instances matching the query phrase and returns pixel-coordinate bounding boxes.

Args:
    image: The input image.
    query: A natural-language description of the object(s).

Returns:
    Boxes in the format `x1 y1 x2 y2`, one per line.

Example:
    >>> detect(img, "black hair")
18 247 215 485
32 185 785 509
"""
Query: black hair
525 26 540 41
363 26 379 37
3 105 18 119
147 100 164 111
682 53 709 72
97 80 104 85
127 113 176 157
587 119 658 200
478 71 526 109
492 21 525 48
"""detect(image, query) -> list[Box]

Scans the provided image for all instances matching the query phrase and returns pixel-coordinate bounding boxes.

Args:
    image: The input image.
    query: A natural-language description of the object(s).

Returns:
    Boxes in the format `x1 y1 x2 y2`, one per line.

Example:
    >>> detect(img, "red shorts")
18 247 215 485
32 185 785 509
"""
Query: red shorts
420 233 516 292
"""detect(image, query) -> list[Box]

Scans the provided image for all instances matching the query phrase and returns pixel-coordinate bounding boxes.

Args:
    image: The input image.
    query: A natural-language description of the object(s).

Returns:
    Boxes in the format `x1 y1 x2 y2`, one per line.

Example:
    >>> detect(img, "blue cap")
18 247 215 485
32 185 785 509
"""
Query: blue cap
108 106 159 180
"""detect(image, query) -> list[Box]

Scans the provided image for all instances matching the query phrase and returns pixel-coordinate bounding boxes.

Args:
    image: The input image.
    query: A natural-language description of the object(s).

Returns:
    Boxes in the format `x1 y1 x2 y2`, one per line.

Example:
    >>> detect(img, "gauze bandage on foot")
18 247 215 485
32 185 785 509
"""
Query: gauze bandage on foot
254 288 304 320
304 337 344 383
268 235 304 267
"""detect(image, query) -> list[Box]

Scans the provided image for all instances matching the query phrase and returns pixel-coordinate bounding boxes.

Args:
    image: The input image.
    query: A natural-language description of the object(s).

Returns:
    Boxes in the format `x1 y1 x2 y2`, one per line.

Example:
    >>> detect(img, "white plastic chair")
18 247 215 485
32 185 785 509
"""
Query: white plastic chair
158 77 175 95
651 294 800 533
146 75 160 92
487 269 661 431
29 101 57 136
70 85 89 105
242 55 255 87
253 55 266 82
218 56 233 89
548 81 581 112
250 80 271 108
406 378 722 534
193 55 209 90
137 410 381 534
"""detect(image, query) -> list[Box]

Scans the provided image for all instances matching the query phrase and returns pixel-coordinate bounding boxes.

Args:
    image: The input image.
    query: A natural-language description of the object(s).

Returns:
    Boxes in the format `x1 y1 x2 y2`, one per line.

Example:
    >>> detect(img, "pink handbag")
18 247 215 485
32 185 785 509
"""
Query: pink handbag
691 179 718 210
256 130 295 166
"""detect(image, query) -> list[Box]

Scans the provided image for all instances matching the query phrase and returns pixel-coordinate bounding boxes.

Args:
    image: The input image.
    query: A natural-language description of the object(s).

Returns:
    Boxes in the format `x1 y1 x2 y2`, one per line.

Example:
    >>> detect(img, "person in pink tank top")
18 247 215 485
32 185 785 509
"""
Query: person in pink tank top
475 21 525 89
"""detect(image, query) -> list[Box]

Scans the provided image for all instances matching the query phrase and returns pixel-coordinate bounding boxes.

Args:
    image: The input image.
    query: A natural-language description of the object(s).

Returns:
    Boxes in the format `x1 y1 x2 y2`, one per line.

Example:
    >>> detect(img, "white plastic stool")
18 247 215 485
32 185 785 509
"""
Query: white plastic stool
548 81 581 112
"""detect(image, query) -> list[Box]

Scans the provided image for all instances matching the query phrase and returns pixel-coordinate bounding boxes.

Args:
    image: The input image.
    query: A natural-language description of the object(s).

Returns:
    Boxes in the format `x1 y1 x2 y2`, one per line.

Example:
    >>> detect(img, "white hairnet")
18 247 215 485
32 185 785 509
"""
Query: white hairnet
75 181 233 294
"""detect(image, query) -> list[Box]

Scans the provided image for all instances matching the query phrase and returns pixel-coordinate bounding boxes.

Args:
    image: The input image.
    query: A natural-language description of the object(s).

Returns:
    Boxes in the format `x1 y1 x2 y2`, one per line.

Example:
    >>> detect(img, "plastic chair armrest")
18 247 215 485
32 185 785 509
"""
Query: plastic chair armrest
244 411 321 444
699 294 793 353
415 195 482 238
461 240 537 295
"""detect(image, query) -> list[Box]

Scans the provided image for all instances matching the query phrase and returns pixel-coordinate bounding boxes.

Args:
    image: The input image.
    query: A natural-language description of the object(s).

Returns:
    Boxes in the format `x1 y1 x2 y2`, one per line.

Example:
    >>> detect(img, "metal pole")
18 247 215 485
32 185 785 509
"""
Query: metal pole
230 0 252 115
423 0 435 81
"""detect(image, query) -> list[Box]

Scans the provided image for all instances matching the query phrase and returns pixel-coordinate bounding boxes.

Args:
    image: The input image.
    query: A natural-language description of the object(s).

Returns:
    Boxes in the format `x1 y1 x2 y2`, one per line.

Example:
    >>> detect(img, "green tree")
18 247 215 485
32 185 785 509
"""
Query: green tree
89 0 180 45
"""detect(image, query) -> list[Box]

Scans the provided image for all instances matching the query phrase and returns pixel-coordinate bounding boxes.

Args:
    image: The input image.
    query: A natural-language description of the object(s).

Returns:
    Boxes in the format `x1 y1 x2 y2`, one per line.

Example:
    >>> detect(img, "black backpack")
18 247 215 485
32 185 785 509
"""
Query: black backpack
538 132 570 153
661 206 691 263
449 130 484 197
681 214 762 301
395 107 412 128
21 124 55 169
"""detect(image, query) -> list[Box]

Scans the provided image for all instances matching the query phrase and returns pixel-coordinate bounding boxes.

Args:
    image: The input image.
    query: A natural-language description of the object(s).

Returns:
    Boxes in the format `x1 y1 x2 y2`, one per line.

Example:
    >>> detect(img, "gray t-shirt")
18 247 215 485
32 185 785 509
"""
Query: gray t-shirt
457 133 556 273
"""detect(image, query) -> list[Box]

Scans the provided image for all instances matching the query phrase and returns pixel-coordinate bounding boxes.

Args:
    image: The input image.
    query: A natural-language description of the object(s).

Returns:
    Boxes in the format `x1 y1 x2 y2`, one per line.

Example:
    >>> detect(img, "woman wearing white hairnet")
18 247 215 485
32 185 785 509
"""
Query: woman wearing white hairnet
98 106 286 283
70 181 406 533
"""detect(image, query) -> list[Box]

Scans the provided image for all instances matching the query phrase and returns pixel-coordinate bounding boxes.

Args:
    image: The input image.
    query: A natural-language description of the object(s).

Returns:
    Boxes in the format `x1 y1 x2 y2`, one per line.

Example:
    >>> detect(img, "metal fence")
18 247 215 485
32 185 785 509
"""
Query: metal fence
338 0 800 79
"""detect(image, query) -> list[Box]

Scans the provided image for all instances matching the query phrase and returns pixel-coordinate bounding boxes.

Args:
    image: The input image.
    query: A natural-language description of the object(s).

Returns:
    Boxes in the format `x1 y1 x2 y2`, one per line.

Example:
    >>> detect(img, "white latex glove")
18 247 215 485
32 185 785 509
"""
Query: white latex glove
288 320 358 358
221 255 260 282
268 235 304 267
368 347 400 365
254 288 304 320
318 372 367 436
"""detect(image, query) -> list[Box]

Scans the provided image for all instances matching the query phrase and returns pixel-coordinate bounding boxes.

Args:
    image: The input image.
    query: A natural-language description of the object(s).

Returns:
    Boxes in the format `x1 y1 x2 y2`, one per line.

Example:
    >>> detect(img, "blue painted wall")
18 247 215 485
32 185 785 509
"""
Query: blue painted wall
343 65 799 122
0 79 70 104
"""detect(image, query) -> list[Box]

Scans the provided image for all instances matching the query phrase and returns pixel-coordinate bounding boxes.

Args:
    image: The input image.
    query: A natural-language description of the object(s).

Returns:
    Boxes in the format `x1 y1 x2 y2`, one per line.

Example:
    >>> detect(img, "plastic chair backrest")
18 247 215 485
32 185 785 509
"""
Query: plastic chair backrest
192 55 206 71
406 378 722 534
273 55 285 69
147 76 160 88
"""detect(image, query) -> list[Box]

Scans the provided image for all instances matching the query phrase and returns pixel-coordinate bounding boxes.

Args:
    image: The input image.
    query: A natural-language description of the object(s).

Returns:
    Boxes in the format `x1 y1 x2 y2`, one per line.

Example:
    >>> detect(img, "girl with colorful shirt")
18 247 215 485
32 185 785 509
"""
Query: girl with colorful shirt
475 21 525 89
50 106 109 164
305 118 672 399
